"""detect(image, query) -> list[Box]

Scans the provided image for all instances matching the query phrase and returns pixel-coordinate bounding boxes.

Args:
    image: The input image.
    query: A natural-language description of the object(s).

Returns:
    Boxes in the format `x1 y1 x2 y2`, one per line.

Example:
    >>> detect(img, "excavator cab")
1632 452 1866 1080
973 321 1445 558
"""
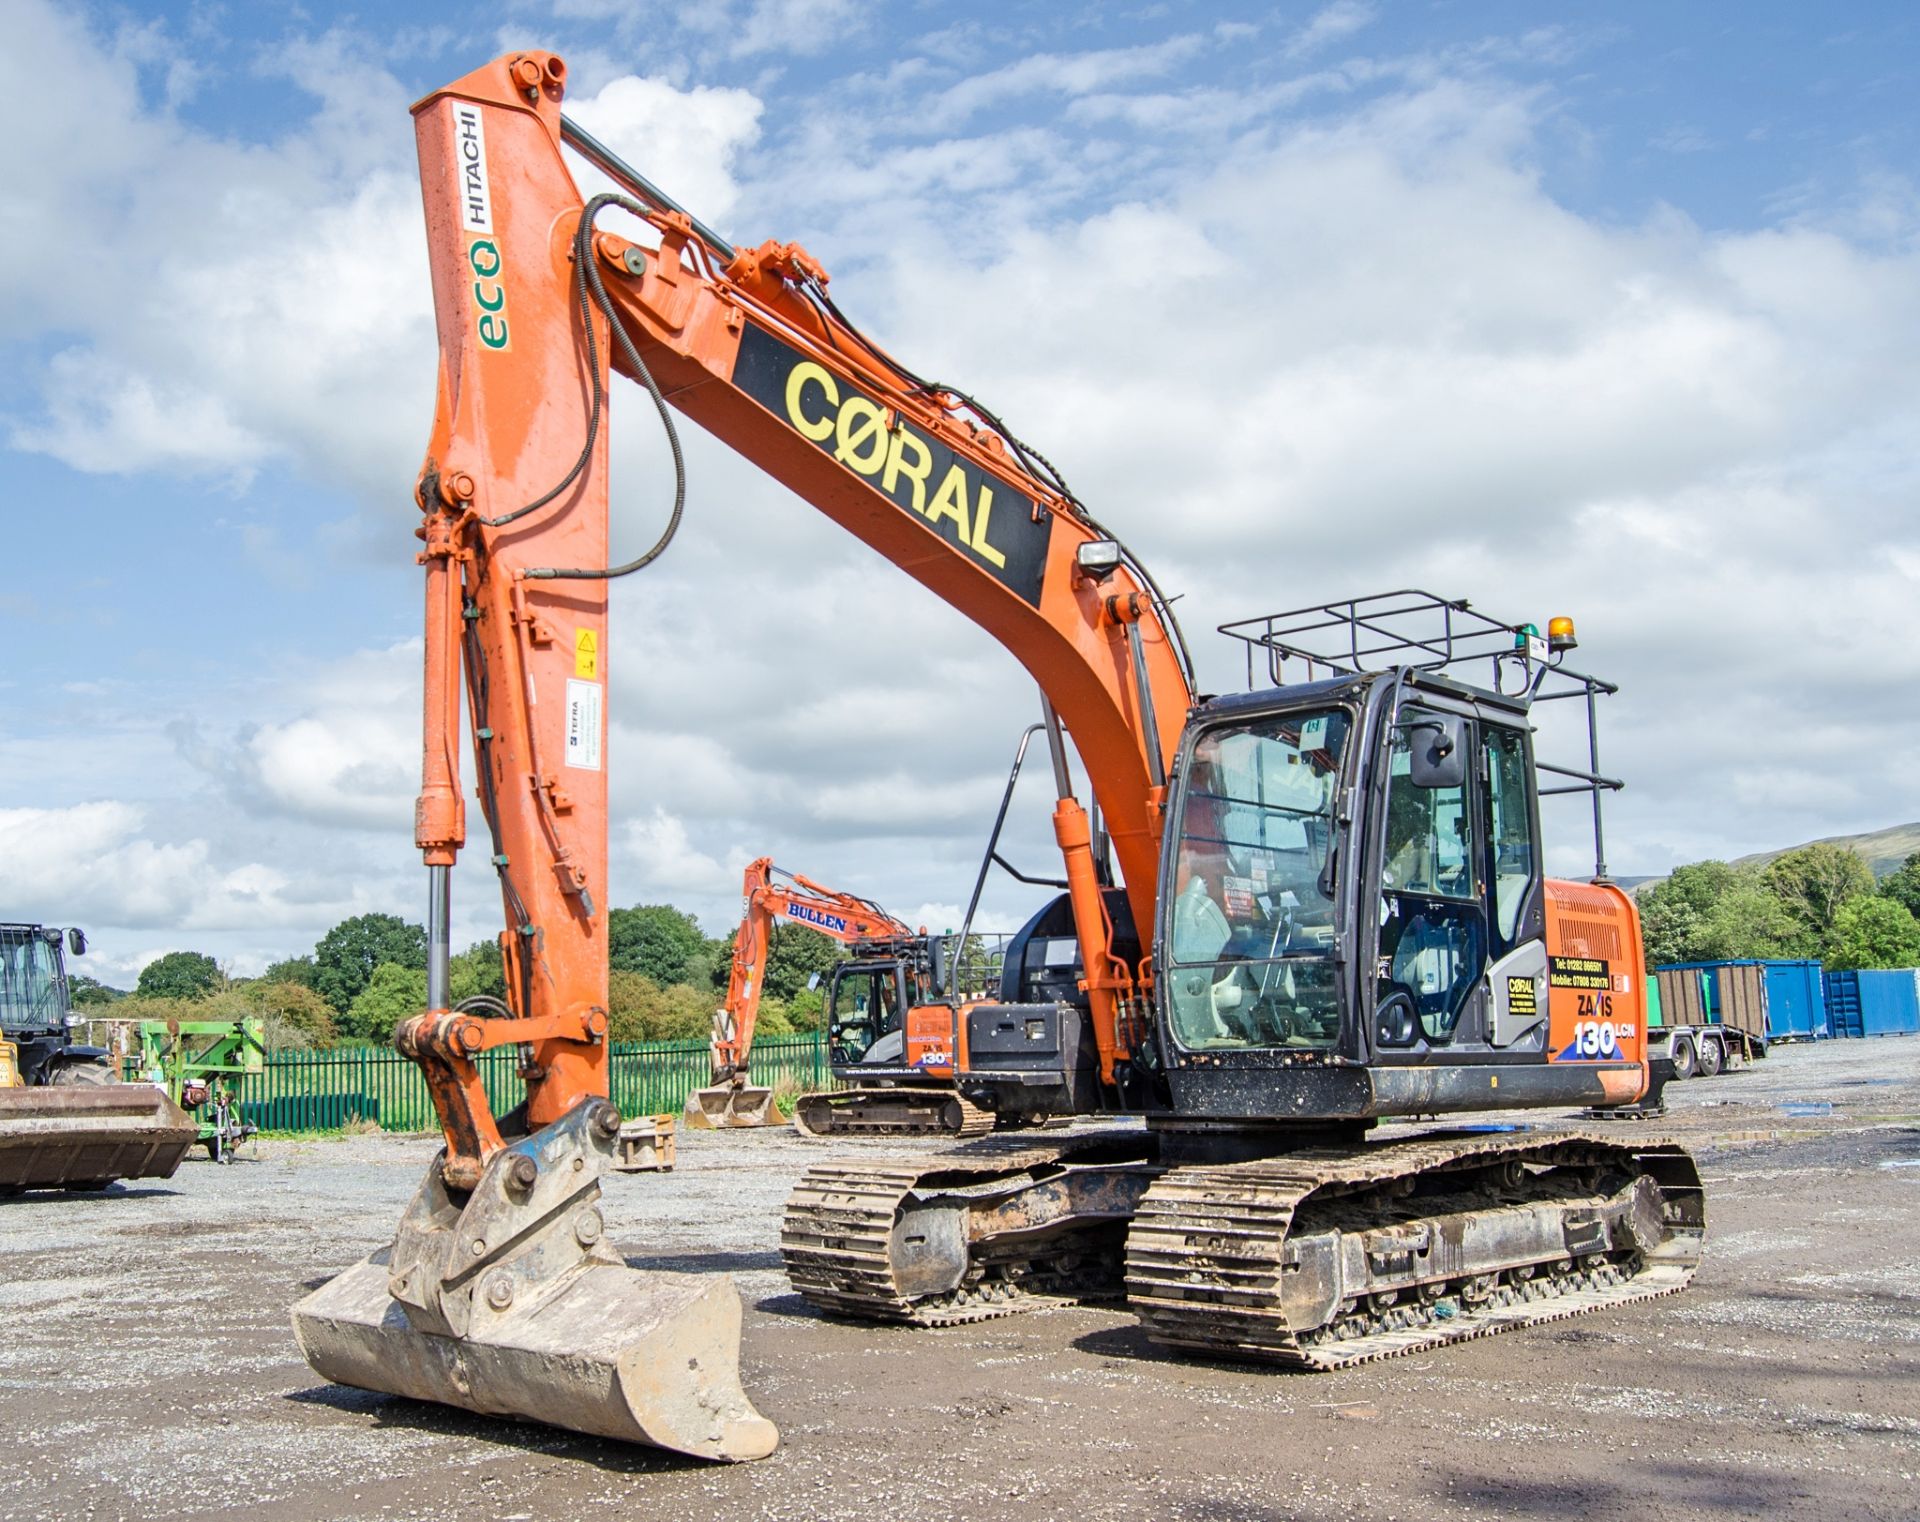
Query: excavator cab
958 593 1650 1127
1148 594 1649 1124
824 958 909 1067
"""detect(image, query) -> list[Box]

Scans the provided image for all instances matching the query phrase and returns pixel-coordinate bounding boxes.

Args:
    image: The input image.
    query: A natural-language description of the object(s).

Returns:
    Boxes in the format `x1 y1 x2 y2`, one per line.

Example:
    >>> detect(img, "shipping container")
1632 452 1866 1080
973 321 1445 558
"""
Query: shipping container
1658 959 1827 1042
1823 969 1920 1038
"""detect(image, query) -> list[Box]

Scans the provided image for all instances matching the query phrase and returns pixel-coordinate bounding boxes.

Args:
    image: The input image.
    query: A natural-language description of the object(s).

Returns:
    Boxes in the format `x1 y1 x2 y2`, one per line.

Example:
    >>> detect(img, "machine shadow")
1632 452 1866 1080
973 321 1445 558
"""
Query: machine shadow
0 1185 179 1205
1068 1321 1288 1373
621 1249 783 1275
283 1385 714 1473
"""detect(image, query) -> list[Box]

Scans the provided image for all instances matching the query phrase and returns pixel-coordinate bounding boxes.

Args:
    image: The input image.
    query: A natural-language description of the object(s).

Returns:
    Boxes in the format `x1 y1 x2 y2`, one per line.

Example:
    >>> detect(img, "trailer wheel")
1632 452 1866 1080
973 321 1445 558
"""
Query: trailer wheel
1696 1035 1724 1078
1669 1037 1696 1079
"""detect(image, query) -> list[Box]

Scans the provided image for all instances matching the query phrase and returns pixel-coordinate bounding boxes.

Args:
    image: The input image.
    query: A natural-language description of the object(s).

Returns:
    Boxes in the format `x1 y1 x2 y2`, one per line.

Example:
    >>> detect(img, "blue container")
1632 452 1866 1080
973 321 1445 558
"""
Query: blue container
1657 959 1828 1041
1823 969 1920 1037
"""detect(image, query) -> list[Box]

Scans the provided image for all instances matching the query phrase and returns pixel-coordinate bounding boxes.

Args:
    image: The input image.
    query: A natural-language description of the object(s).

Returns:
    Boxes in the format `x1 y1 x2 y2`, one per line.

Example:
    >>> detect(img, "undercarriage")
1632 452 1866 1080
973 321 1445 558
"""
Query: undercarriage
780 1126 1703 1364
790 1086 997 1139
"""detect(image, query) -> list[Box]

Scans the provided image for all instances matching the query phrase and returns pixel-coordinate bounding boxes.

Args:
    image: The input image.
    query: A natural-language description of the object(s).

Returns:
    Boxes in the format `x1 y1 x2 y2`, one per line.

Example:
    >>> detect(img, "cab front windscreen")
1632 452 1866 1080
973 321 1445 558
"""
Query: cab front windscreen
1165 709 1350 1051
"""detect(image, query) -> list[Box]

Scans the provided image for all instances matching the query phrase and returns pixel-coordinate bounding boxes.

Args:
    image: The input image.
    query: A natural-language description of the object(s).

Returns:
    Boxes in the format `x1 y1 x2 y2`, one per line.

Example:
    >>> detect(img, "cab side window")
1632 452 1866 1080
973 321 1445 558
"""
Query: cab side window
1383 711 1478 902
1483 725 1537 950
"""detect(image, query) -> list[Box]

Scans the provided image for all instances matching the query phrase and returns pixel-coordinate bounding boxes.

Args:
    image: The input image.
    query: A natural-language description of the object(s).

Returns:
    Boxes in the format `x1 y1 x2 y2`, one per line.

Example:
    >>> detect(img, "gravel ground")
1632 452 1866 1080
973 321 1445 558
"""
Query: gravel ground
2 1039 1915 1522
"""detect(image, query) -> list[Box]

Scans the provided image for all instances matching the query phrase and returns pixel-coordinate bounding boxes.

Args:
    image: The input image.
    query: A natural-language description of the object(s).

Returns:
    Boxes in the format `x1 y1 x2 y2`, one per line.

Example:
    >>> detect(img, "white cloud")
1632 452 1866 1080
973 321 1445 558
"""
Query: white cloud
7 1 1920 984
921 36 1210 132
0 800 298 934
566 74 763 224
2 4 764 511
622 807 752 896
1286 1 1377 61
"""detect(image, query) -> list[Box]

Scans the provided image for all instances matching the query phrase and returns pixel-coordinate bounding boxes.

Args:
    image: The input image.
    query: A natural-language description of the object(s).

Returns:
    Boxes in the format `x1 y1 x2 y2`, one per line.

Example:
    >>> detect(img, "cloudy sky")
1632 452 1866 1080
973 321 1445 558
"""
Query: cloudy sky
3 1 1916 986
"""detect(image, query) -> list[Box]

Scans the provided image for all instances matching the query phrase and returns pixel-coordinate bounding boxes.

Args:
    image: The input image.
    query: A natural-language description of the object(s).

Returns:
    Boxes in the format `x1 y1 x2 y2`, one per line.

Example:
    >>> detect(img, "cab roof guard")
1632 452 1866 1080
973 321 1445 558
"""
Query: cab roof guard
1217 590 1623 880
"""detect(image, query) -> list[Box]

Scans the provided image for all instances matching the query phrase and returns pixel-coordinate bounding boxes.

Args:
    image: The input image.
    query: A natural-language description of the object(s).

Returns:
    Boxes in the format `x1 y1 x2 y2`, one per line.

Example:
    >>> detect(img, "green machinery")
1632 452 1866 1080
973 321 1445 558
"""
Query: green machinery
122 1017 266 1161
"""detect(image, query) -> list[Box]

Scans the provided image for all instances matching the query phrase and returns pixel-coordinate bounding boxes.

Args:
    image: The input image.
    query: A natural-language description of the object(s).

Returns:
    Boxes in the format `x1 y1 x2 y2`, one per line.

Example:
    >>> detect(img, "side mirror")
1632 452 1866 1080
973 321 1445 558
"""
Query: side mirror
807 971 822 992
1407 715 1468 790
66 928 87 957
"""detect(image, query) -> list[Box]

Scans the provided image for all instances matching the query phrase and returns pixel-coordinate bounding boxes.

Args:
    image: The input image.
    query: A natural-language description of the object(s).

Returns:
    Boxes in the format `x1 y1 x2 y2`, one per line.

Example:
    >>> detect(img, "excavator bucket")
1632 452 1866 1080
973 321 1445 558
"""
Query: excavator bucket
683 1083 777 1129
0 1083 197 1192
292 1098 777 1462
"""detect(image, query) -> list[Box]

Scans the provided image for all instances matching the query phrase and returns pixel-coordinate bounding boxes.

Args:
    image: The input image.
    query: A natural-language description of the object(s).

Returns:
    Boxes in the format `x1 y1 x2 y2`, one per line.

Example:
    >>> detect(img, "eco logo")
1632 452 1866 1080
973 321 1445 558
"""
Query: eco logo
451 102 508 350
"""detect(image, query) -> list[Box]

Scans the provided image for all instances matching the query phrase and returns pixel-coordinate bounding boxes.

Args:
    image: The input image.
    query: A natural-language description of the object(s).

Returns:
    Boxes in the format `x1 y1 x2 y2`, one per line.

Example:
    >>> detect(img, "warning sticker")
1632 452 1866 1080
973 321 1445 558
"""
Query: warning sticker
574 627 598 679
564 679 602 770
1548 956 1611 991
1507 976 1537 1017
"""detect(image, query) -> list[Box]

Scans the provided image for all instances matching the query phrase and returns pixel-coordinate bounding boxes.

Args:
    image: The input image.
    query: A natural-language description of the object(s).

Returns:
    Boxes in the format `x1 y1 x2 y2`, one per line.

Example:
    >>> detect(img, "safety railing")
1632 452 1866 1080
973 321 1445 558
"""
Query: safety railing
230 1034 840 1136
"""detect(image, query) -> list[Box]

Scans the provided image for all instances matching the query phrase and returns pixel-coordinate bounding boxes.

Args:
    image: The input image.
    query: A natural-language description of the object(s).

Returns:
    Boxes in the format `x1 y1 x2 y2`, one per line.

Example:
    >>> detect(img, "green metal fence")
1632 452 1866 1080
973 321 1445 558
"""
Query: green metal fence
236 1034 837 1136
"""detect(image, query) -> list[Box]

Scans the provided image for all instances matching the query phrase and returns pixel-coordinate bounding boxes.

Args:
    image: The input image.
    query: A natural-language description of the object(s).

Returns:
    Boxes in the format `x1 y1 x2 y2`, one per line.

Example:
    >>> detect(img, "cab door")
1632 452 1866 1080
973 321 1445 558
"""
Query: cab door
1375 704 1489 1048
1479 721 1548 1048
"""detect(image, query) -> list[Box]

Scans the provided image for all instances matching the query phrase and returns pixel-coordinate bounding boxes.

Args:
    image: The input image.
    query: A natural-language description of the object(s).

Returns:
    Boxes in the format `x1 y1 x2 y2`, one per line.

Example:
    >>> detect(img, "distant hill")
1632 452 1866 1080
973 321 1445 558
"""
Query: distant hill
1731 822 1920 881
1621 821 1919 899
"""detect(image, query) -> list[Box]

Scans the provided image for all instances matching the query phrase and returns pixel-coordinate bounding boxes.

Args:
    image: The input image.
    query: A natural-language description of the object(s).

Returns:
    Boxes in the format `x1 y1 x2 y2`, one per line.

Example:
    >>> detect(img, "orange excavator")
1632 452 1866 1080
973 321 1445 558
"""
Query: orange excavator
695 855 1044 1137
294 50 1702 1460
684 856 935 1130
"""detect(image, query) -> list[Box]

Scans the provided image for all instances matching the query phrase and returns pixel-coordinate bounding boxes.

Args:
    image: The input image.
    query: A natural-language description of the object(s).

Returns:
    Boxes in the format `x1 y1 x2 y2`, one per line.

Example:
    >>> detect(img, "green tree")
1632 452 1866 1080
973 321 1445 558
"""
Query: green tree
1637 862 1739 965
449 940 506 1004
312 913 426 1015
761 923 848 1002
341 962 428 1043
752 997 795 1038
605 969 714 1043
1763 843 1874 950
1690 878 1800 961
608 904 710 985
784 984 827 1032
235 979 338 1047
1638 860 1801 965
1879 852 1920 920
135 950 222 1000
260 955 320 991
1827 897 1920 971
109 994 202 1027
67 974 124 1007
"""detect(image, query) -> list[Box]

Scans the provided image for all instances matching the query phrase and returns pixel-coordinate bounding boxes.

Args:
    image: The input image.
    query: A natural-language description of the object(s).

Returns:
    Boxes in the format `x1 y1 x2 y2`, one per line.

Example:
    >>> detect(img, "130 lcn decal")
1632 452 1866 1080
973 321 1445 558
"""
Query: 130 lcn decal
732 324 1050 605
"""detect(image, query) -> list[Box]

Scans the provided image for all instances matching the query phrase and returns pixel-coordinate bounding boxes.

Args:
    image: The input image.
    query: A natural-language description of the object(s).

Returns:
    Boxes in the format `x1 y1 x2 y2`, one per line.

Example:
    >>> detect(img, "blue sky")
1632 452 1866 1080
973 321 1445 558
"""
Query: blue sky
3 1 1917 984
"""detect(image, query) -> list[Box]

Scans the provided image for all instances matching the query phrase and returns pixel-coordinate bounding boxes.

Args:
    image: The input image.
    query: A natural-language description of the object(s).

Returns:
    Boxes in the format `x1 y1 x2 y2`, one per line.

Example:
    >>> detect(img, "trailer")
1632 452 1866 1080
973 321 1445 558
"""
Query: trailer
1649 959 1824 1078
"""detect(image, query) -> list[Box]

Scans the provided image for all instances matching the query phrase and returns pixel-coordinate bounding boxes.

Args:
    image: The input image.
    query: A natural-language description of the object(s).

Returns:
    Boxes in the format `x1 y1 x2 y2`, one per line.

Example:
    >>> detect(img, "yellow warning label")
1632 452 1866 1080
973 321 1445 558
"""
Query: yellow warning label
574 628 598 679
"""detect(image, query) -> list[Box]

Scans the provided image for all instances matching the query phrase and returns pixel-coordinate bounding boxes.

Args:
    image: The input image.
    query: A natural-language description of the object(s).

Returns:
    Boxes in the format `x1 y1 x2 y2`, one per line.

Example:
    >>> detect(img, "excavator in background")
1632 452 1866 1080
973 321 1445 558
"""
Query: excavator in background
294 50 1703 1461
697 855 1013 1137
0 923 196 1192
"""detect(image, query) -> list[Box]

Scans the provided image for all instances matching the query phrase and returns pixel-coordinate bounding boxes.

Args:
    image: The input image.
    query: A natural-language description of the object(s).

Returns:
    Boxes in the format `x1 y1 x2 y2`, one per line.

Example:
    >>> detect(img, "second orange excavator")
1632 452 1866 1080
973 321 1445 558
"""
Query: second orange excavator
687 856 962 1130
